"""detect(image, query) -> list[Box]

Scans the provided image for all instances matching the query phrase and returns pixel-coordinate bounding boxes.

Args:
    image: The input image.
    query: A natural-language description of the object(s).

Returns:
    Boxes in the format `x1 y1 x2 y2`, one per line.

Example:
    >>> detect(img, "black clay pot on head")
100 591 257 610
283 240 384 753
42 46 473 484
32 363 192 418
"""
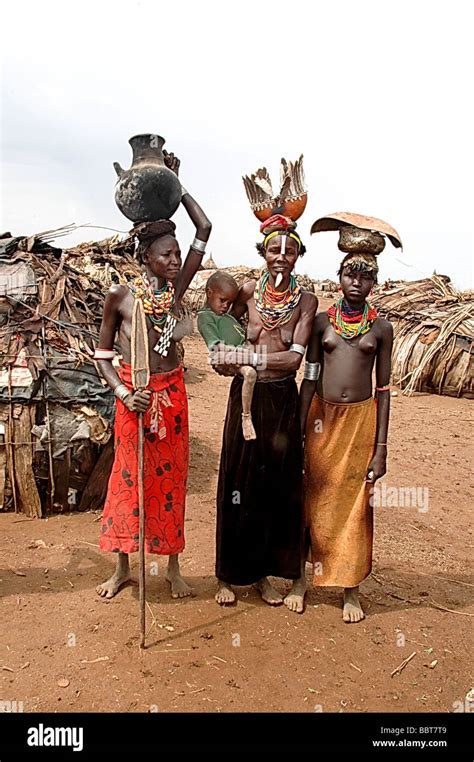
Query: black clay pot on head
114 134 182 222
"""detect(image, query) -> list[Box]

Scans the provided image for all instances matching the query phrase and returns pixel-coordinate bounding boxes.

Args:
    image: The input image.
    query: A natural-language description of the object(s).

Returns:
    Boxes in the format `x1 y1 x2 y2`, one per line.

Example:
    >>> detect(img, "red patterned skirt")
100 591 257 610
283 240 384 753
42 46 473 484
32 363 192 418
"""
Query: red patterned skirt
99 363 189 555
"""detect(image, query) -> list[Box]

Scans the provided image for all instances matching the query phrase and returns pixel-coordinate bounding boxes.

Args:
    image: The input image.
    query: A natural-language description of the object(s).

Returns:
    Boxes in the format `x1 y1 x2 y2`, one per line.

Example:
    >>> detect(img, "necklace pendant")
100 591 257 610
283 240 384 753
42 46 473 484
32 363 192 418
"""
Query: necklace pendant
153 313 177 357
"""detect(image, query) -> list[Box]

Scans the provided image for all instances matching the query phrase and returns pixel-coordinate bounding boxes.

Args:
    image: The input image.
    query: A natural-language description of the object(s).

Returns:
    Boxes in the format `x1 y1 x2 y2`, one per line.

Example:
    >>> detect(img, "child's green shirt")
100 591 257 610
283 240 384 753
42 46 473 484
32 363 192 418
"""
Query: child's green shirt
197 308 246 348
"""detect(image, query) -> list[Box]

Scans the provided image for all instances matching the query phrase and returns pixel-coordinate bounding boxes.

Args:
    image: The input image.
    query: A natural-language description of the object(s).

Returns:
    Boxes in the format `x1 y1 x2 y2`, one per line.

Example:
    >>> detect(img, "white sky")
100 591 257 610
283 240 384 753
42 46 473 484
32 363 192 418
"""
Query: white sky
1 0 473 287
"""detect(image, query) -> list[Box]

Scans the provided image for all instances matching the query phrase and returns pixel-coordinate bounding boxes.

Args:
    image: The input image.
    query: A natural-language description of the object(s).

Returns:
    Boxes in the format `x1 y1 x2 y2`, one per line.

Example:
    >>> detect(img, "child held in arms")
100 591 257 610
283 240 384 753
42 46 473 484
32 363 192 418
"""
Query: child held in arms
197 271 258 440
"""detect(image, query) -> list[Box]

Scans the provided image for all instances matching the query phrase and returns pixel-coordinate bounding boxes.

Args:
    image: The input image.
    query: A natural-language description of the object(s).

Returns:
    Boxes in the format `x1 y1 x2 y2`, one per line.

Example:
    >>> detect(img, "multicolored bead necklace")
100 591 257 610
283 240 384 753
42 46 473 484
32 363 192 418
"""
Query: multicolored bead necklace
254 269 302 331
328 297 378 340
130 272 175 331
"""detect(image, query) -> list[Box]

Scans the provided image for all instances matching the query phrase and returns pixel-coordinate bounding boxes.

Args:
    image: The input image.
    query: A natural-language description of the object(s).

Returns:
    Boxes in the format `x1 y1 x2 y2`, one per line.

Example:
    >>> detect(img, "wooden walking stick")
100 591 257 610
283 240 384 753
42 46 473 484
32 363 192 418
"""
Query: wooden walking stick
131 298 150 648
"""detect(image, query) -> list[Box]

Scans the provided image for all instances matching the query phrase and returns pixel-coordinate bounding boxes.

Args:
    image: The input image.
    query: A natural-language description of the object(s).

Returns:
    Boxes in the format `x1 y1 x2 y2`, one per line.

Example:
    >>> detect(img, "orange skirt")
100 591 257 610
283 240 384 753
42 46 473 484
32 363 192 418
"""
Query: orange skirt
304 394 376 587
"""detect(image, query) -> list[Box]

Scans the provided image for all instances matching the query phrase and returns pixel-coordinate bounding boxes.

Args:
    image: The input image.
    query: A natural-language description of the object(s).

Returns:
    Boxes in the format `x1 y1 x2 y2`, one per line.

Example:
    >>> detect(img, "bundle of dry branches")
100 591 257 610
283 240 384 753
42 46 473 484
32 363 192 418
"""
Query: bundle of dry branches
372 276 473 398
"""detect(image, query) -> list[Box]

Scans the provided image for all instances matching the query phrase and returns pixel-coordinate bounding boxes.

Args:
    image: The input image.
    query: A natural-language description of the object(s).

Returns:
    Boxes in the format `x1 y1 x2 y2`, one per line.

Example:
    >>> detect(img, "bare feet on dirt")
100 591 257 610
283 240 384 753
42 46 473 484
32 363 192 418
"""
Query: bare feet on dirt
343 586 365 623
96 553 130 599
166 555 193 598
284 575 307 613
215 579 236 605
255 577 283 605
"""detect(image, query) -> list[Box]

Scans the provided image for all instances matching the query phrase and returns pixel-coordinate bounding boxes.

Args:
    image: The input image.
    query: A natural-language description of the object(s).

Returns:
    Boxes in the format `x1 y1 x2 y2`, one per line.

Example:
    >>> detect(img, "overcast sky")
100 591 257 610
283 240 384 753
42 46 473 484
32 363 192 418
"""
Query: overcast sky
1 0 472 287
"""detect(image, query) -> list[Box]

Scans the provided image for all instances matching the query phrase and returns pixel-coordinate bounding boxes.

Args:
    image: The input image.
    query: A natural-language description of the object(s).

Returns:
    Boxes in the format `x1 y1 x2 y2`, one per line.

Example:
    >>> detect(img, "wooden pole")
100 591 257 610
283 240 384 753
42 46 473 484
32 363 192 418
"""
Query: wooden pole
7 366 18 514
138 411 145 647
41 321 55 511
131 298 150 649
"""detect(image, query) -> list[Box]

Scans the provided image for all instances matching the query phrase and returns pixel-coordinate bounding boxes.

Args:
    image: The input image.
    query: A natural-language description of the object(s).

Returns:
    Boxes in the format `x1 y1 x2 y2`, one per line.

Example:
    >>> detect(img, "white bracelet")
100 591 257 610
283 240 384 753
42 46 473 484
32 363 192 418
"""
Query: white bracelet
190 237 207 254
181 185 189 198
114 383 131 402
290 343 305 356
94 348 115 360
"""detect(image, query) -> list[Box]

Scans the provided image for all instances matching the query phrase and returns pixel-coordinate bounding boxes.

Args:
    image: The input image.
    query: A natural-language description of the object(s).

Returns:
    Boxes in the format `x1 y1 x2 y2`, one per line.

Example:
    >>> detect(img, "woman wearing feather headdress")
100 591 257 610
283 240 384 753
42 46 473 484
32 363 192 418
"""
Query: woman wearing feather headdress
212 158 317 607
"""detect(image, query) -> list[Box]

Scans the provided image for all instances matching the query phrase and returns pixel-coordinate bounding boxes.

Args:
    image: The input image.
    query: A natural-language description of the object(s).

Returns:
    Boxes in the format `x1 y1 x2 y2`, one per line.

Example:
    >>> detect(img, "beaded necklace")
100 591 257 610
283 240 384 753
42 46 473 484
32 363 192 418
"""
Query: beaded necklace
130 272 175 330
328 297 378 340
129 272 178 357
254 269 301 331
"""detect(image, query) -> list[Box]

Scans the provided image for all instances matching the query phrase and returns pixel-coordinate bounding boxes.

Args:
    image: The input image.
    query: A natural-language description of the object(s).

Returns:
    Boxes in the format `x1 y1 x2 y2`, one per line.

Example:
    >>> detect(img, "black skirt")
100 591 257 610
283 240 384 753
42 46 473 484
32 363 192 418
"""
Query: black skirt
216 374 303 586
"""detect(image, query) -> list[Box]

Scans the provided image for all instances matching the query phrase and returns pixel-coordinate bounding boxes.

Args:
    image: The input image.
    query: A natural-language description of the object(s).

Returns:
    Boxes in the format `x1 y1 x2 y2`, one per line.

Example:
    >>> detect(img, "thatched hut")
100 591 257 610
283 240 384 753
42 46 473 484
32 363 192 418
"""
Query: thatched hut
372 275 473 398
0 229 141 516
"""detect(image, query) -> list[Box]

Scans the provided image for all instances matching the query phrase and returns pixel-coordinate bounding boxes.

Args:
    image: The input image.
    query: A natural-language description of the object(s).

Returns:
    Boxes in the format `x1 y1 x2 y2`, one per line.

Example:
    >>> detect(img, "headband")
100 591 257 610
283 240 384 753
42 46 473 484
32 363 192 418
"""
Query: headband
263 230 302 250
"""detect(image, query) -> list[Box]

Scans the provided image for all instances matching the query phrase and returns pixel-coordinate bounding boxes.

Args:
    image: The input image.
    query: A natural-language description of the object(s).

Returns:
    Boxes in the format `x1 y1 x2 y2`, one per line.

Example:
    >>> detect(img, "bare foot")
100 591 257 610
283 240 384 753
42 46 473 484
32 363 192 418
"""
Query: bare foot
255 577 283 606
242 413 257 441
166 571 192 599
97 552 130 599
215 579 236 605
284 575 307 614
343 587 365 623
96 568 131 599
165 554 192 598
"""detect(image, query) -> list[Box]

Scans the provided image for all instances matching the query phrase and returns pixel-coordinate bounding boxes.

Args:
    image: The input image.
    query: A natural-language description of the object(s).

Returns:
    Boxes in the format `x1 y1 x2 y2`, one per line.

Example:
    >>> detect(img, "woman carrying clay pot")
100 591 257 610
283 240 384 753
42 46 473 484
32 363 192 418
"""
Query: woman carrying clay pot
94 151 211 600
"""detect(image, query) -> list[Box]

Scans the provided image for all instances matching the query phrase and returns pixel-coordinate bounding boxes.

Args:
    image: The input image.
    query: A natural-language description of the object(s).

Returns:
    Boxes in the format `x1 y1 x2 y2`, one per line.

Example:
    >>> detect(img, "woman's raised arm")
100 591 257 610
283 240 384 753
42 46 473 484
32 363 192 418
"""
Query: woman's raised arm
163 151 212 302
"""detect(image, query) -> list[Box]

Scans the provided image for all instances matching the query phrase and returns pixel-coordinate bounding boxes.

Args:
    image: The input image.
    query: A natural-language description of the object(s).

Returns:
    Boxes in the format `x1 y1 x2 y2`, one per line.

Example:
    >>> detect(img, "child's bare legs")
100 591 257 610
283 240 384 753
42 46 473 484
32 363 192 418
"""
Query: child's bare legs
239 365 257 440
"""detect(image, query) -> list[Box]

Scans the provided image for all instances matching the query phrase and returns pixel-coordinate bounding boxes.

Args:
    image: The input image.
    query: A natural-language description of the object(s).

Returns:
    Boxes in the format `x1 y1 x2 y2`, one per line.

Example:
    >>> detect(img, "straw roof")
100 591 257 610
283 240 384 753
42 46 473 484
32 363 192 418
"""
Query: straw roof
372 275 473 398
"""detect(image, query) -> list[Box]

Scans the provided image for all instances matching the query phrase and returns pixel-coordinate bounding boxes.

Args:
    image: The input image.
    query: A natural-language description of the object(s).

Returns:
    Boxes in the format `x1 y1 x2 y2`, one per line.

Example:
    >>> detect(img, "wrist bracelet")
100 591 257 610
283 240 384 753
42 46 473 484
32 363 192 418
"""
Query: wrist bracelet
304 361 321 381
114 383 131 402
181 185 189 198
190 237 207 254
376 442 387 447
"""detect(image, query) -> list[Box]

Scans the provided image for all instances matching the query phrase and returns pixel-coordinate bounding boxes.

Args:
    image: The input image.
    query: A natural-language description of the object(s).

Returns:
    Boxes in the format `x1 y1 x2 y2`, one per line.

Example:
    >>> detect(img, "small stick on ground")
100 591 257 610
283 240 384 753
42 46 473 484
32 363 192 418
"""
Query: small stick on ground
391 651 417 677
80 656 109 664
12 519 35 524
417 571 474 589
371 574 385 585
388 592 420 605
430 601 474 617
144 601 160 639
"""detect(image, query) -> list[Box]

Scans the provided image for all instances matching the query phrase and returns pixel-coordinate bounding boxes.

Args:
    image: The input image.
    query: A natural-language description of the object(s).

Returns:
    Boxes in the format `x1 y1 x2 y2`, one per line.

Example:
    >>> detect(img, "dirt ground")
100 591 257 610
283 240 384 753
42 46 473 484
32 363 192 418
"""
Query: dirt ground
1 310 473 713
